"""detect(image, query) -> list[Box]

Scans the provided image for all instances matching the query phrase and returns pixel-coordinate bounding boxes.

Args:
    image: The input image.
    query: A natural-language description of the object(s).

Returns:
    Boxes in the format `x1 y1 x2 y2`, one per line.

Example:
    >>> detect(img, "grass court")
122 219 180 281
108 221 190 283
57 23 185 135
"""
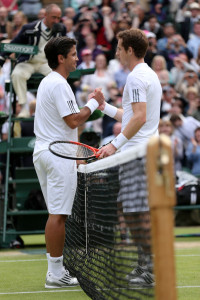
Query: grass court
0 227 199 300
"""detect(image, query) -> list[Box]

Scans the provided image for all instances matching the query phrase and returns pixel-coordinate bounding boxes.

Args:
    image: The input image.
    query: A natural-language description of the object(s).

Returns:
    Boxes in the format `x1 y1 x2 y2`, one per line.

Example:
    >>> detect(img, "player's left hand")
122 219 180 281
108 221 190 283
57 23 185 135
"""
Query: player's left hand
97 143 116 159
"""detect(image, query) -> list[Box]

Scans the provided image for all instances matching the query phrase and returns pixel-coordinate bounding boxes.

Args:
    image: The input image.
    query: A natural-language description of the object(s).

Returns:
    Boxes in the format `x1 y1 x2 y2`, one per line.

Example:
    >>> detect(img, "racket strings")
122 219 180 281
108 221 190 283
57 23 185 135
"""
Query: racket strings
51 142 95 159
76 144 94 158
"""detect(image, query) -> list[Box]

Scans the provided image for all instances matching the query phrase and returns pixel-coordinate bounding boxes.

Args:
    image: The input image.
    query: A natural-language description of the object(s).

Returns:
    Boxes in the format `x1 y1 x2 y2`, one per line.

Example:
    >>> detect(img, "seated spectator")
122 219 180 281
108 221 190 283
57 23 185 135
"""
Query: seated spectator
115 15 132 32
160 84 177 118
80 53 115 102
74 7 101 54
10 11 28 40
96 6 114 59
187 20 200 59
180 2 200 43
80 53 116 134
157 22 176 52
160 33 193 70
170 53 197 86
170 113 200 149
77 32 103 65
159 119 184 172
142 14 164 40
38 8 46 20
0 7 12 42
149 1 171 25
77 48 95 70
151 55 171 84
63 17 76 39
162 94 188 120
184 86 199 116
186 127 200 177
101 121 122 146
63 7 76 20
176 70 200 97
124 1 146 29
0 4 66 117
144 31 159 66
0 0 18 17
114 63 130 95
107 56 121 78
19 0 42 22
173 94 188 116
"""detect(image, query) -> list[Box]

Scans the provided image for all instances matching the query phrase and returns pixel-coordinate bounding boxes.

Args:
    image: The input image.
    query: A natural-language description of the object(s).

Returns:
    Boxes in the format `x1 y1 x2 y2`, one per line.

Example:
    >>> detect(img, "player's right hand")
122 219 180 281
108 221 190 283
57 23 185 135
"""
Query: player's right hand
93 88 105 106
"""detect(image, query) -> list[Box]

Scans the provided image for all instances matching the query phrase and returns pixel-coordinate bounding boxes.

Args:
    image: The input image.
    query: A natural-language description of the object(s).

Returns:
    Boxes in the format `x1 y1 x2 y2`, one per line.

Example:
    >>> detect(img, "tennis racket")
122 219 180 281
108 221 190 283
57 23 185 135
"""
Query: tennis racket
49 140 100 161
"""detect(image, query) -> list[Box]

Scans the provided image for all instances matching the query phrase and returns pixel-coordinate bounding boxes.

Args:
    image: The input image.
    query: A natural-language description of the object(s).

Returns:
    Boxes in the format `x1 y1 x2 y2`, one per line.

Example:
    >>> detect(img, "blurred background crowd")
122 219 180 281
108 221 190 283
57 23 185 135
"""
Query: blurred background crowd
1 0 200 178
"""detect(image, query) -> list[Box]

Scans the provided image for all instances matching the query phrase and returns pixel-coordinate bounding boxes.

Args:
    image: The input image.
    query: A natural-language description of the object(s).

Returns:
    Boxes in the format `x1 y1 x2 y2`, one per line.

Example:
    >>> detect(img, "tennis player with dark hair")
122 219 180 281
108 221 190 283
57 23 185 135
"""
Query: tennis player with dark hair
97 28 162 287
33 36 104 288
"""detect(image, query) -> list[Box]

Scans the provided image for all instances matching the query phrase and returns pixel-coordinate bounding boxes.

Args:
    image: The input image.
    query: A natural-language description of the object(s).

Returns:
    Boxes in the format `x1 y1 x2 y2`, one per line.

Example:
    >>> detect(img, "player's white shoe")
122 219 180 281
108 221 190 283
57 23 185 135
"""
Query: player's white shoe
129 271 155 287
45 269 79 288
125 264 145 280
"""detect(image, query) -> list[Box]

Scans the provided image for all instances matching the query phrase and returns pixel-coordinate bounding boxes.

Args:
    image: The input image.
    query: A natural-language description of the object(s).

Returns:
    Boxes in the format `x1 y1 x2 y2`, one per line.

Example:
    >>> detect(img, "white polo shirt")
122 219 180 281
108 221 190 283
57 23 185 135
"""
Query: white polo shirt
33 71 80 159
121 63 162 150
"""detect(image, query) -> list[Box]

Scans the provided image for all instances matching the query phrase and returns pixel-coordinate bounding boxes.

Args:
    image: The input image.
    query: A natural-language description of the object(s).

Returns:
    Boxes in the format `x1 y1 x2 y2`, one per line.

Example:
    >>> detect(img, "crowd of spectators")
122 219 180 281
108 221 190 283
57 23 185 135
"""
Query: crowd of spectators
1 0 200 178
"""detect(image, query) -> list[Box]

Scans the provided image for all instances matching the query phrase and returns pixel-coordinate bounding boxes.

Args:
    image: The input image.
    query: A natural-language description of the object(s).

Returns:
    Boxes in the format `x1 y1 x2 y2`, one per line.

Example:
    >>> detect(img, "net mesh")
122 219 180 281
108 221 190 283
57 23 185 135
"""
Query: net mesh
64 143 155 300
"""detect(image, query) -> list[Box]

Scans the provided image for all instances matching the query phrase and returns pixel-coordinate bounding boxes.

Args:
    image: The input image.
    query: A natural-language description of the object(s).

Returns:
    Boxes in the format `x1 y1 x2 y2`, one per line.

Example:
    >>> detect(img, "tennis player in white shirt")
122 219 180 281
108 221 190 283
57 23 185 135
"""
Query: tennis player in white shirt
33 36 104 289
97 28 162 287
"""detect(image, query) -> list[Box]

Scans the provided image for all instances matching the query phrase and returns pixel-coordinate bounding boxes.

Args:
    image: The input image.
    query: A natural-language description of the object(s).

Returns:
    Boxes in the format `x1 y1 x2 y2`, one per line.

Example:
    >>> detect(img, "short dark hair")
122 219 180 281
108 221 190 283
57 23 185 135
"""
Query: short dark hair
44 36 77 69
117 28 148 59
170 114 182 124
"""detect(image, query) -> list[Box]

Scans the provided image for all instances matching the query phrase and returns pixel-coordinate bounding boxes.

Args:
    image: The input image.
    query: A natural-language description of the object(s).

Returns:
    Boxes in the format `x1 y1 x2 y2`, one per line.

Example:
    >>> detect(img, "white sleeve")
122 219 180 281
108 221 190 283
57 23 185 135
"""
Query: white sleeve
126 76 147 103
52 83 80 117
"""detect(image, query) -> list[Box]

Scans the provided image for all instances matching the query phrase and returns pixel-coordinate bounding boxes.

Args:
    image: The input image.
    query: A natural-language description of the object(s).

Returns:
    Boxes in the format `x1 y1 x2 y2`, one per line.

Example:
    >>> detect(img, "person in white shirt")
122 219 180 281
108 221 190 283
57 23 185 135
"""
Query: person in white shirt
33 36 104 289
97 28 162 287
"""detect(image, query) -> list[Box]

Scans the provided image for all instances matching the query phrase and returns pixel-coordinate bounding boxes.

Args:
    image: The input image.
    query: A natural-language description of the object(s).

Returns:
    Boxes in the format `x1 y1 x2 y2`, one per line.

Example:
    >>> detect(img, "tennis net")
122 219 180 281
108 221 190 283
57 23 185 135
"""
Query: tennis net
64 136 176 300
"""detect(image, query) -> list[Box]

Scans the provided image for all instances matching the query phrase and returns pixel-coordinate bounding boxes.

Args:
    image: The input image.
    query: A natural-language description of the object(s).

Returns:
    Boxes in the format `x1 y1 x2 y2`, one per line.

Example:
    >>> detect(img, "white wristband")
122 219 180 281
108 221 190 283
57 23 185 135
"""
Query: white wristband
85 98 99 114
102 103 117 118
111 132 128 150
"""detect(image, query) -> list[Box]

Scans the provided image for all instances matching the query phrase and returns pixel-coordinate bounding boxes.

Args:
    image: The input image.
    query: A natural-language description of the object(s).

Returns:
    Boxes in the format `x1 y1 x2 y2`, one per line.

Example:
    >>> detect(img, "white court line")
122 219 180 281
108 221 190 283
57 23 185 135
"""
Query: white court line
0 259 46 263
175 254 200 257
0 289 83 295
177 286 200 289
1 255 200 263
0 286 200 295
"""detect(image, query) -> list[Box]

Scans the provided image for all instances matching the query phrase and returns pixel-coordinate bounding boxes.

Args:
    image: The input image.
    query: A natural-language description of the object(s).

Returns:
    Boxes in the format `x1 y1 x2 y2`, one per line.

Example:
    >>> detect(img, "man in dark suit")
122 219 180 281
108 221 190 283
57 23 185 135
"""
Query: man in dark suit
0 3 66 117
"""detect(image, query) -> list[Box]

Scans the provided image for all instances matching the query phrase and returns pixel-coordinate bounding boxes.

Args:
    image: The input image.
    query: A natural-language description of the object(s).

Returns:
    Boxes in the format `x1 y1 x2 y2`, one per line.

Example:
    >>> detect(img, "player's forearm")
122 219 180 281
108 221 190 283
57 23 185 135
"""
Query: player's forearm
63 97 99 129
64 106 93 129
114 108 123 122
111 114 146 150
122 114 146 140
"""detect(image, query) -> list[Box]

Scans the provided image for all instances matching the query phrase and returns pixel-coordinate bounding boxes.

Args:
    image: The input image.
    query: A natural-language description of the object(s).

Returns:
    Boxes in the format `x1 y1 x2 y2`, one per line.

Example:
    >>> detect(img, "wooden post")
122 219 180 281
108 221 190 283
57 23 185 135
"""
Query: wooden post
146 134 177 300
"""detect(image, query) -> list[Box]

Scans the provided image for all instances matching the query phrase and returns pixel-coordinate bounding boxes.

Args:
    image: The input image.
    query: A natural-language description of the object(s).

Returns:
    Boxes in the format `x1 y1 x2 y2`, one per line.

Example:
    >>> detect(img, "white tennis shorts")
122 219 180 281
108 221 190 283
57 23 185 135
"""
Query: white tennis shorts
33 150 77 215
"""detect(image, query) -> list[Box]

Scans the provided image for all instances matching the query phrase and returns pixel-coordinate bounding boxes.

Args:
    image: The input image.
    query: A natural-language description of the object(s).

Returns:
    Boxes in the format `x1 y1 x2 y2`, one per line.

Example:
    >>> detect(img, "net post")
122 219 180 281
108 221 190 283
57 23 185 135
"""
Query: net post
146 134 177 300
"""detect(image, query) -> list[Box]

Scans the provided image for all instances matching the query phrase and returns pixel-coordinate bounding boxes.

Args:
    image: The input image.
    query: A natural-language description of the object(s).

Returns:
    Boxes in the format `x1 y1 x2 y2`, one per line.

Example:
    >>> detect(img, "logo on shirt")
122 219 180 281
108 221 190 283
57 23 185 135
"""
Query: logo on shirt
132 89 140 102
67 100 77 113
